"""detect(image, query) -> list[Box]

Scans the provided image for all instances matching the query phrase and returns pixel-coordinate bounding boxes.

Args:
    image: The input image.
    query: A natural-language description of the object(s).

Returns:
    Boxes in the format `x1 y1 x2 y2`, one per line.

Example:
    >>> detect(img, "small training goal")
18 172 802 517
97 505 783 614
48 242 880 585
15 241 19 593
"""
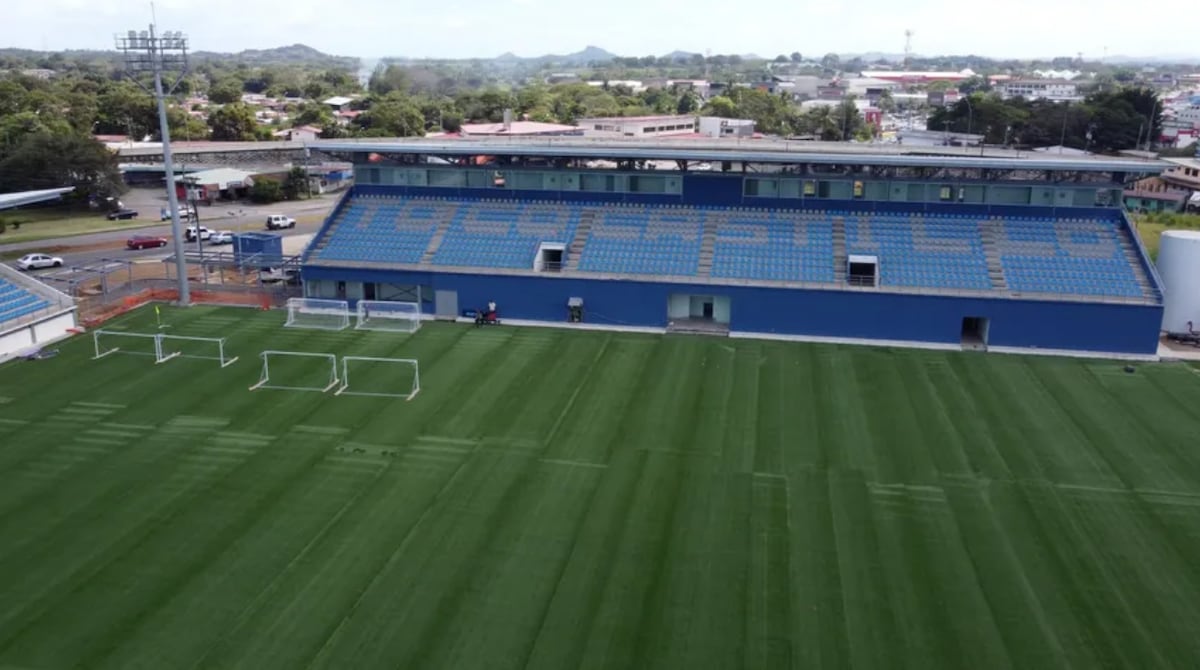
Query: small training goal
93 329 165 362
355 300 422 333
285 298 350 331
249 350 340 392
158 334 238 367
336 356 420 400
93 330 237 367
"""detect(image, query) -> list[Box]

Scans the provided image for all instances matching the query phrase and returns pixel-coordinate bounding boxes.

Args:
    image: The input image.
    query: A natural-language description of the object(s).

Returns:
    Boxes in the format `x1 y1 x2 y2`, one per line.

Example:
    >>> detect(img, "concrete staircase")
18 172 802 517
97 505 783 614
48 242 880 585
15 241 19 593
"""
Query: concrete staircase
565 210 595 271
1117 229 1159 300
696 216 717 277
831 216 846 283
419 214 455 264
979 218 1008 291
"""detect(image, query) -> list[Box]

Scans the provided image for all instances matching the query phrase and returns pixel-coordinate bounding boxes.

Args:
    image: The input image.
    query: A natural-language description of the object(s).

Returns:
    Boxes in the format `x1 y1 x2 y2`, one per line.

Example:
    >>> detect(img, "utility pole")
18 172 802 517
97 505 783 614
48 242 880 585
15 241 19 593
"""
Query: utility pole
116 25 191 305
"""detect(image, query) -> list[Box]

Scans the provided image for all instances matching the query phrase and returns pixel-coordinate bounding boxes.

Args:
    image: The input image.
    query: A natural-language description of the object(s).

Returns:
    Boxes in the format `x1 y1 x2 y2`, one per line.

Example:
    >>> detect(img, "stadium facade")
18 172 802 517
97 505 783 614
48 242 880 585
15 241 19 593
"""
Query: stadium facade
301 138 1166 356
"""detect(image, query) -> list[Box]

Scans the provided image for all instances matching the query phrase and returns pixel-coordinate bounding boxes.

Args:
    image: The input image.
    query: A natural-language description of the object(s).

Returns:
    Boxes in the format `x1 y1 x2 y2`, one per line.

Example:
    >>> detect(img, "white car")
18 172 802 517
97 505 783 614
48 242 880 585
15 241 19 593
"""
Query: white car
209 230 234 245
185 226 214 242
265 214 296 230
16 253 63 271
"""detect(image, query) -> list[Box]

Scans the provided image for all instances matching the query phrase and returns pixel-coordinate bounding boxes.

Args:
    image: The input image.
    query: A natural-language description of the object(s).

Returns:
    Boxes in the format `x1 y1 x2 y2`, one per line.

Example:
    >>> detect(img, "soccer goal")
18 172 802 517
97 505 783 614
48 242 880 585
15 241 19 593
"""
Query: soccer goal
355 300 422 333
158 335 238 368
92 329 165 362
336 356 420 400
249 350 339 392
284 298 350 331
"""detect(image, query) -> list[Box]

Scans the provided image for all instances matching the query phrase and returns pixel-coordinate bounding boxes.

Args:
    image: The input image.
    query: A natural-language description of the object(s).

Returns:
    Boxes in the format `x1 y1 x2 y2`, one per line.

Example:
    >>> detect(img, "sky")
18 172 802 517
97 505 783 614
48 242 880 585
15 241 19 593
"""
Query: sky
0 0 1195 61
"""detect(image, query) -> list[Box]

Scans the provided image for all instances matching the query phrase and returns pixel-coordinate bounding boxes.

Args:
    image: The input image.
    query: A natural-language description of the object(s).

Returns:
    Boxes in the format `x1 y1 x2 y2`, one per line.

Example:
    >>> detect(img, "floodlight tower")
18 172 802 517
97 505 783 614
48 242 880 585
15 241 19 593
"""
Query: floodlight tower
904 29 913 69
116 25 191 305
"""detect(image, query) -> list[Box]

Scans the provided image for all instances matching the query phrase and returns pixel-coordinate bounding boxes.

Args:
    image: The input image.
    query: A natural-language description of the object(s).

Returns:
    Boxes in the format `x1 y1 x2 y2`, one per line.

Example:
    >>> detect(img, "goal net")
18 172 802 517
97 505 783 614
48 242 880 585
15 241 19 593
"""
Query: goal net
158 335 238 368
93 330 164 362
249 350 339 392
355 300 422 333
285 298 350 331
336 356 420 400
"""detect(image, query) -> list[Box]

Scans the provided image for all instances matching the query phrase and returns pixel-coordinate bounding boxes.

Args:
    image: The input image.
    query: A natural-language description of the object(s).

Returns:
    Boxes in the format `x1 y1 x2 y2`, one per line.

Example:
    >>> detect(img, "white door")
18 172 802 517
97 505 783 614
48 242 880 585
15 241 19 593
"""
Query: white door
435 290 458 320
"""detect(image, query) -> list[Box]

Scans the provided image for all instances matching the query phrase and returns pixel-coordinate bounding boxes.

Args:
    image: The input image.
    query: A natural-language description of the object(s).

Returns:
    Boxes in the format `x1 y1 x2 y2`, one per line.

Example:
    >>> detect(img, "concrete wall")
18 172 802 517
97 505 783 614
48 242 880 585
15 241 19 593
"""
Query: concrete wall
0 311 78 362
302 267 1163 355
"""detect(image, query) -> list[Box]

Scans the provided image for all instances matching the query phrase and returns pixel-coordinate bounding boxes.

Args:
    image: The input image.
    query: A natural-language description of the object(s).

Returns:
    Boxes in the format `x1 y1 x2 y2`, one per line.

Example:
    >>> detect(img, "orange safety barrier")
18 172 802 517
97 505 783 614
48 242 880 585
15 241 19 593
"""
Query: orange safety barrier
80 288 276 327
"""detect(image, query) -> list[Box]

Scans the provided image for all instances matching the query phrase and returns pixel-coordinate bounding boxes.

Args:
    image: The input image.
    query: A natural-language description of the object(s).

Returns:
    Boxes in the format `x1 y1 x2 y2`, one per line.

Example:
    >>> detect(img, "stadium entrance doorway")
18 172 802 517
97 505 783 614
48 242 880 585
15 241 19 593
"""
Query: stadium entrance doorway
667 294 730 335
961 316 990 351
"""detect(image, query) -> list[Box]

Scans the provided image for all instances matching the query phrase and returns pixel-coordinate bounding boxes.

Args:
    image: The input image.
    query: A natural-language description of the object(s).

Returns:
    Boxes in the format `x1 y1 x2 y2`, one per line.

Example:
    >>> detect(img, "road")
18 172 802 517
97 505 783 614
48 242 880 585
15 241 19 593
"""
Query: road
4 188 337 275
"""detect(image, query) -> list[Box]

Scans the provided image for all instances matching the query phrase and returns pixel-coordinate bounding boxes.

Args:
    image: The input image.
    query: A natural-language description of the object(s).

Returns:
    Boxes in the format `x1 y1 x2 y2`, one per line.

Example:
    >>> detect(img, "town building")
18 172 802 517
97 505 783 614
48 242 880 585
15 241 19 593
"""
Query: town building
697 117 755 139
577 115 698 138
996 80 1082 102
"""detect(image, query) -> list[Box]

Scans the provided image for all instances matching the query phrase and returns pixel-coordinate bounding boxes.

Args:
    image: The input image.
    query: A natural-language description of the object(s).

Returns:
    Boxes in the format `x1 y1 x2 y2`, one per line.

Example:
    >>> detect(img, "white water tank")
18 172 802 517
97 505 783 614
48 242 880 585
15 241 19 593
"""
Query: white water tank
1157 230 1200 334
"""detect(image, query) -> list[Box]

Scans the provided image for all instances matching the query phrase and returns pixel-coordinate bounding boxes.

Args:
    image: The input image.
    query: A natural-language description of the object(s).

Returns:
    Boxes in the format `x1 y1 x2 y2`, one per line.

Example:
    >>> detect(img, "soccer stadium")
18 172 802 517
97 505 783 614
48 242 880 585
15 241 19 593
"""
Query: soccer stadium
302 138 1166 356
3 140 1200 668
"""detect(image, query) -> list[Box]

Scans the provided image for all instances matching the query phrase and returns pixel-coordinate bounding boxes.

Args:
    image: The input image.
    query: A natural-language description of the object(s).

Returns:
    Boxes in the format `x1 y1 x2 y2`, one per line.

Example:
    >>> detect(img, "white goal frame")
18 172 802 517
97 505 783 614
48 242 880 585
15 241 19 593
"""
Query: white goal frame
93 329 165 362
335 356 420 400
158 334 238 367
285 298 350 331
355 300 422 333
249 350 340 392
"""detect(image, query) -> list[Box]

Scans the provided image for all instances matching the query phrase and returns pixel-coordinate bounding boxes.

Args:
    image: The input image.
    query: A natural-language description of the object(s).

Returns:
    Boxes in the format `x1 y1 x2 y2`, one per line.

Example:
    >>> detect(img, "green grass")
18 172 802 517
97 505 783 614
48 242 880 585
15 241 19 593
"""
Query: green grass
3 304 1200 669
0 208 158 246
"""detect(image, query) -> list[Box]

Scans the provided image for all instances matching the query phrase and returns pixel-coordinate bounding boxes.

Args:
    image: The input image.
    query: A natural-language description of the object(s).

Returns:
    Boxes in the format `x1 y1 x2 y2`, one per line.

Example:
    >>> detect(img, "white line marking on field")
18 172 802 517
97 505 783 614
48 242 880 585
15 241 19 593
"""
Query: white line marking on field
539 458 608 469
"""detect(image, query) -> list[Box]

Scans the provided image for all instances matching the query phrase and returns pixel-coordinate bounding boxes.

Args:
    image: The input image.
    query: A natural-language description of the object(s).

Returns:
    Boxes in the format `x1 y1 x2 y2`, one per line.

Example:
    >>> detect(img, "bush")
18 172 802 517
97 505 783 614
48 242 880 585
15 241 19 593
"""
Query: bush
248 180 283 204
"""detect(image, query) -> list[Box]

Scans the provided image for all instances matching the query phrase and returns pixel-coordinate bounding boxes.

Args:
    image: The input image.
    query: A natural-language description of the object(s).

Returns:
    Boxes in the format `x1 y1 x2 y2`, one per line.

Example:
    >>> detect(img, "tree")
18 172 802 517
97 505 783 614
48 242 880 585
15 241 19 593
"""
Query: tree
207 102 260 141
676 92 699 115
248 179 283 203
702 95 737 118
355 98 425 137
281 167 308 200
821 53 841 70
876 90 897 114
0 132 124 200
368 64 411 96
774 55 789 63
790 52 803 63
208 79 243 104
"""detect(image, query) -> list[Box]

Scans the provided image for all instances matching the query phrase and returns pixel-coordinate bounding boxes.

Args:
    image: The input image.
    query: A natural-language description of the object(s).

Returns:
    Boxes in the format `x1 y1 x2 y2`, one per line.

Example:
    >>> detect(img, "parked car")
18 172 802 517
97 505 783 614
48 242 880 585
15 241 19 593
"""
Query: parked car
209 230 234 245
160 207 196 221
16 253 63 270
106 208 139 221
265 214 296 230
184 226 214 242
126 235 168 250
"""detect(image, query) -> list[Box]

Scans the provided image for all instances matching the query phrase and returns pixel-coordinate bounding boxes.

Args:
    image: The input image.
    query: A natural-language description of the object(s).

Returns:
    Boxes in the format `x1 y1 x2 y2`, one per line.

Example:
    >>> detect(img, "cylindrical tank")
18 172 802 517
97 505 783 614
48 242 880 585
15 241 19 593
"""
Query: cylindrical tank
1157 230 1200 334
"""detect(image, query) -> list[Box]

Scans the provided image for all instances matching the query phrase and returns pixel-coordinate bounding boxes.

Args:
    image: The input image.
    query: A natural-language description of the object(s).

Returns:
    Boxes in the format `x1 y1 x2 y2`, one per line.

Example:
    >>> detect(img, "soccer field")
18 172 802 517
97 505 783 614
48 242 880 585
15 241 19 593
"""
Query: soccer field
2 305 1200 669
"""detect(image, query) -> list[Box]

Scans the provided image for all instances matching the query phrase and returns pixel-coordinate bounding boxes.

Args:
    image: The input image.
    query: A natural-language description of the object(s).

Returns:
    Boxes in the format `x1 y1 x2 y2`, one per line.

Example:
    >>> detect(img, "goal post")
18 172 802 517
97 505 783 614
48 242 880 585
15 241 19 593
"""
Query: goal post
158 334 238 367
285 298 350 331
336 356 420 400
249 350 339 392
93 329 164 362
355 300 422 333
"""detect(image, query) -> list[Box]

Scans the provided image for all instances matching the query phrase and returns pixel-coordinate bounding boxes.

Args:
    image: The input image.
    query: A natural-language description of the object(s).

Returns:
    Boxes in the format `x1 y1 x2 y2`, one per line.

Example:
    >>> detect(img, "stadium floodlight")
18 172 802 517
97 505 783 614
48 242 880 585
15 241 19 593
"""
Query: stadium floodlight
285 298 351 331
116 23 191 305
336 357 420 400
249 351 340 392
93 329 165 361
158 335 238 367
355 300 422 333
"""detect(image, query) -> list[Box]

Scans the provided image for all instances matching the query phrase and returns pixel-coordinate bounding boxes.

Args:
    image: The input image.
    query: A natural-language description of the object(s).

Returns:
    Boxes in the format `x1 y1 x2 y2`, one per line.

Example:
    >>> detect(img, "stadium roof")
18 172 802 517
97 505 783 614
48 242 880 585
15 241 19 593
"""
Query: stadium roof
0 187 74 211
310 137 1168 173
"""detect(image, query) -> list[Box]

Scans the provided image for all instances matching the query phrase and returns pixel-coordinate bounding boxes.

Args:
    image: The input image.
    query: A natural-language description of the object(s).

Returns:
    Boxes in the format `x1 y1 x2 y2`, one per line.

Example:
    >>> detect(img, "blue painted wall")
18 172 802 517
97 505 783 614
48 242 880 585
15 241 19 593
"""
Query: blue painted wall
302 265 1163 355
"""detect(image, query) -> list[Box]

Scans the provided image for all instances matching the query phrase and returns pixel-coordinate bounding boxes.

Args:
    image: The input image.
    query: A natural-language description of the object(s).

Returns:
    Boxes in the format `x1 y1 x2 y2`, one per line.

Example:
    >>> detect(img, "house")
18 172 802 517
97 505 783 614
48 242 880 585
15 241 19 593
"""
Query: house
323 96 355 112
698 117 755 139
459 119 582 137
1123 175 1190 213
577 115 698 138
272 125 323 142
996 80 1081 102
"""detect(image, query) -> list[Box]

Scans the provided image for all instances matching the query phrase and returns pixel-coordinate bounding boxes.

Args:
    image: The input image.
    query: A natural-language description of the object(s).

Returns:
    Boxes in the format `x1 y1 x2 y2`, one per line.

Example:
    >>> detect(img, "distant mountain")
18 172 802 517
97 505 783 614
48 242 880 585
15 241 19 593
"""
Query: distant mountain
661 50 701 61
497 45 617 65
191 44 358 68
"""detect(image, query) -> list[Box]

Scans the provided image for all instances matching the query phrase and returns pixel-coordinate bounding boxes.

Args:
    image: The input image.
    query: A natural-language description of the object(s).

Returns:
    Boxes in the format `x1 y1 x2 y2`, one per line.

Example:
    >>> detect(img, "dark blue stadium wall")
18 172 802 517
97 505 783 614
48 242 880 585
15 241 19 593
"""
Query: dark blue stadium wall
302 266 1163 355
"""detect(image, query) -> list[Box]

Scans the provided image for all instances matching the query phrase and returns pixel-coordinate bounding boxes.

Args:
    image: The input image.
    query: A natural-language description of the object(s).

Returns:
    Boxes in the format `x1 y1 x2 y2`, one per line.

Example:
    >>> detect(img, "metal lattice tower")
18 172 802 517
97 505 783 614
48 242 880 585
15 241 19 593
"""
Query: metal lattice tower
115 25 192 305
904 29 914 69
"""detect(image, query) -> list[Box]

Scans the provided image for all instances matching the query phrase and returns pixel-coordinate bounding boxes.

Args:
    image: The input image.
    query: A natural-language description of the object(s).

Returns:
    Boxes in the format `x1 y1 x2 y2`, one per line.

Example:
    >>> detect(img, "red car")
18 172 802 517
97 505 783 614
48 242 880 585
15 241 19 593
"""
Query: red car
126 235 168 250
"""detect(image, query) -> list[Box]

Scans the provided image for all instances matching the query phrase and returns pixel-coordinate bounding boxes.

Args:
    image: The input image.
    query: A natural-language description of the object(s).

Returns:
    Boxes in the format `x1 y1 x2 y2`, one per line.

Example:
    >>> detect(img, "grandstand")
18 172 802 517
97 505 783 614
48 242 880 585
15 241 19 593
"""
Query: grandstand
302 137 1167 356
0 264 77 360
